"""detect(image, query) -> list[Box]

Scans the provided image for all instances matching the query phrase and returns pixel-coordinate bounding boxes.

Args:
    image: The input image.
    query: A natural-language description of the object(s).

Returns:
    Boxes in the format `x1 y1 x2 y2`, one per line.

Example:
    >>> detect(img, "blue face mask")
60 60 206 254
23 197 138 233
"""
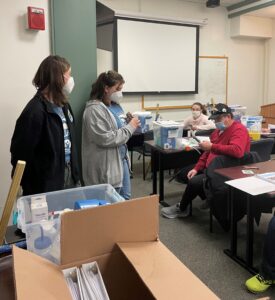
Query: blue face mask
215 121 226 131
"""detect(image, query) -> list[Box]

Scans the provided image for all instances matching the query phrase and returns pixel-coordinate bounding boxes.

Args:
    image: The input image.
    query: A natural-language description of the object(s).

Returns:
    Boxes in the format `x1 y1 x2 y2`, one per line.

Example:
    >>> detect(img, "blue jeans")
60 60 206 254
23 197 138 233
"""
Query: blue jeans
116 158 131 200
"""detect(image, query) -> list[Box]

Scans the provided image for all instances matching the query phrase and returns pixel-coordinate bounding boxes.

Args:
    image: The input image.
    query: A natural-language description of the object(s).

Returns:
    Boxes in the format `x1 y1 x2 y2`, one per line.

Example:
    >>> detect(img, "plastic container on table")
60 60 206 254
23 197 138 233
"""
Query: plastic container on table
153 120 183 149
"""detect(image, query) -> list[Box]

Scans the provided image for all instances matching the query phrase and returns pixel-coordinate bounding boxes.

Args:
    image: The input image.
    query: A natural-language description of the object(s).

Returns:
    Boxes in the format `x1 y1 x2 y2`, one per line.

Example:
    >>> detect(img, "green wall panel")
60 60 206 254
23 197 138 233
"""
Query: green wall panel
51 0 97 174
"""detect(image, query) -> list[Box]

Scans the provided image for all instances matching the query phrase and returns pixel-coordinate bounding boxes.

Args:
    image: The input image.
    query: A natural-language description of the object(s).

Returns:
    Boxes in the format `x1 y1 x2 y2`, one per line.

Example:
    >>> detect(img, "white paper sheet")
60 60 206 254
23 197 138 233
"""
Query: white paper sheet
225 176 275 196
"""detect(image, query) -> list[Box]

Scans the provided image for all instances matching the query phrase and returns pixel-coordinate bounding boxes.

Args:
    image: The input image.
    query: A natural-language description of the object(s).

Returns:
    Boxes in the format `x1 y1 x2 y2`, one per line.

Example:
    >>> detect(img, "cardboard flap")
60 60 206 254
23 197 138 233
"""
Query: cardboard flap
13 246 71 300
118 241 219 300
61 195 159 265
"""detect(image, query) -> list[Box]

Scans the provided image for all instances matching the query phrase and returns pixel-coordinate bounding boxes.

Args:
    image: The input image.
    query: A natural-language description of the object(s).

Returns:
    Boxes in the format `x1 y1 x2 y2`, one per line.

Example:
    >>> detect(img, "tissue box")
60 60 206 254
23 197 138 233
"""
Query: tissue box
30 195 48 223
133 111 152 133
153 121 183 149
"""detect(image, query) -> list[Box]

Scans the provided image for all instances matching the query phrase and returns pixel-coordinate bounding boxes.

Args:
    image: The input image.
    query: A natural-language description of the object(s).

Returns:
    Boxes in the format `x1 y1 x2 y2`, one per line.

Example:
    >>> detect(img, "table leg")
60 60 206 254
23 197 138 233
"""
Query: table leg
224 186 237 257
224 188 257 275
151 149 157 195
159 152 164 202
231 187 237 255
246 194 254 268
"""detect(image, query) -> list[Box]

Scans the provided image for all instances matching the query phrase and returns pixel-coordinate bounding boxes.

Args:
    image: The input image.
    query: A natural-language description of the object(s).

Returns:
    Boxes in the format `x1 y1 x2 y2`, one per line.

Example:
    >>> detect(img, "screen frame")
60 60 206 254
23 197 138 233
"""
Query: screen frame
113 16 200 95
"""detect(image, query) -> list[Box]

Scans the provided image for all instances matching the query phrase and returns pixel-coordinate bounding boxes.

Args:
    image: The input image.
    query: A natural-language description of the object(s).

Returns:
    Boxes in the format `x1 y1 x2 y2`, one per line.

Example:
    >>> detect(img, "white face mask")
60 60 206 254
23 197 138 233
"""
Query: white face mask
110 91 123 104
192 111 201 119
63 76 75 95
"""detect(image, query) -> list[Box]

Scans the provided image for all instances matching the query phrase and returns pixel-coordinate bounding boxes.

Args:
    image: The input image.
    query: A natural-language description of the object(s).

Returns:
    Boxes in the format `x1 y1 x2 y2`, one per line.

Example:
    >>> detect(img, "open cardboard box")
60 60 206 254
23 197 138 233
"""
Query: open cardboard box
13 195 219 299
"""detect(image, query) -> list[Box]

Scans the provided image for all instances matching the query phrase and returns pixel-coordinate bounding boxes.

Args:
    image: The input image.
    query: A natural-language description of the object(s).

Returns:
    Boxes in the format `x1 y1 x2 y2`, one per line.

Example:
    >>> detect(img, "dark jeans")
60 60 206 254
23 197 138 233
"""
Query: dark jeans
179 173 206 211
261 215 275 280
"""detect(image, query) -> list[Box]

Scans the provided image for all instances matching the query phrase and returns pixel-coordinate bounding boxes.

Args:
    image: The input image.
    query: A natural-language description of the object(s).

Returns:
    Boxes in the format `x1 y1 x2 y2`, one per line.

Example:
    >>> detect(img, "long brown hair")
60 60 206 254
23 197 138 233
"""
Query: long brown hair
90 70 125 100
192 102 207 115
33 55 71 106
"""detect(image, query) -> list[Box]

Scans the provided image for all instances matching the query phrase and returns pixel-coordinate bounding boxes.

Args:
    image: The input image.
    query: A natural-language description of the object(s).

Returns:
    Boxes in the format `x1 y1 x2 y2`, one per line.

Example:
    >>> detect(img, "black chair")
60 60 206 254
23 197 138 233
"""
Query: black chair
128 133 144 171
182 129 214 138
182 129 189 137
250 138 274 162
205 152 261 232
139 130 154 180
129 130 153 180
195 129 215 137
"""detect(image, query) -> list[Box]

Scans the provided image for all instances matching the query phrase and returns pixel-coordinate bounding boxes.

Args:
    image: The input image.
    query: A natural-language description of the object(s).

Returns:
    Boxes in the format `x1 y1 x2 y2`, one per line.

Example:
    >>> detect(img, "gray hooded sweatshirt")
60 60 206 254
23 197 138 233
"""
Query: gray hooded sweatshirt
82 100 135 188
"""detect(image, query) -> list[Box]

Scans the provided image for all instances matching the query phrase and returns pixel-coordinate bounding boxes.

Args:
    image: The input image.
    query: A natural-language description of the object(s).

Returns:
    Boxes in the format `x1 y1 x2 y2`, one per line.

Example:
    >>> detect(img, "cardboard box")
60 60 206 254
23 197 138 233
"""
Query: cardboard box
13 195 219 300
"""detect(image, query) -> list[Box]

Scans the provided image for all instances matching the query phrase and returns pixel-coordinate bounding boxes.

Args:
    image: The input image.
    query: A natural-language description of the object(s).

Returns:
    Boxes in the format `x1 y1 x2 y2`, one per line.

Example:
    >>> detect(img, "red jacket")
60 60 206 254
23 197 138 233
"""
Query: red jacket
194 121 250 172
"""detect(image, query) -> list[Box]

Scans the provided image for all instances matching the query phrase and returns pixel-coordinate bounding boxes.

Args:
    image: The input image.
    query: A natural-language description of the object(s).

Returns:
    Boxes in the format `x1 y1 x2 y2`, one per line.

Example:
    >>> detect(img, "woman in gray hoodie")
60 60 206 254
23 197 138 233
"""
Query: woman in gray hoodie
82 71 140 199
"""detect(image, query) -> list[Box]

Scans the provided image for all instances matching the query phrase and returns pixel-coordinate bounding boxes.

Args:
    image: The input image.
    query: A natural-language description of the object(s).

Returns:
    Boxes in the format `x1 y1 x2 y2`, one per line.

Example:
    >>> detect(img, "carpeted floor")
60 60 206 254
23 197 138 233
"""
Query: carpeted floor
130 153 275 300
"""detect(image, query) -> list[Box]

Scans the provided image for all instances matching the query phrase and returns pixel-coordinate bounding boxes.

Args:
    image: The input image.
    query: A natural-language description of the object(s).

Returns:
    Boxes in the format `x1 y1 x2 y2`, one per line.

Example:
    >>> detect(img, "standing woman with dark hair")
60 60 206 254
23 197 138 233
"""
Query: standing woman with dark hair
183 102 216 131
10 55 80 196
82 71 140 199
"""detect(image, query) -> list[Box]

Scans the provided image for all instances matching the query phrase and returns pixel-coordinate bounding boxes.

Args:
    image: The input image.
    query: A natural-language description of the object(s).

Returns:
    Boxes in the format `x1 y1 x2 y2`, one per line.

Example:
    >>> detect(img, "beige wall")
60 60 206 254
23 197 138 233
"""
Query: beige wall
0 1 51 215
265 19 275 104
98 0 267 120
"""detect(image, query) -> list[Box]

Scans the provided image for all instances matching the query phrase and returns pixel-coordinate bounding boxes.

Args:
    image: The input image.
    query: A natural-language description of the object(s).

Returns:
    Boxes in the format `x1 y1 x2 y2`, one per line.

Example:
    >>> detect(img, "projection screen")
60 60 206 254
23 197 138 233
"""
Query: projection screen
114 18 199 94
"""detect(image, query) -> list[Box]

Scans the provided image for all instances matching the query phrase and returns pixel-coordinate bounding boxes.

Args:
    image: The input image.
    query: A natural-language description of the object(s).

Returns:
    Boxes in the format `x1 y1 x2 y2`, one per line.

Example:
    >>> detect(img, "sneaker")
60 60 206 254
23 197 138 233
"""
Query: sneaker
161 203 190 219
245 274 274 293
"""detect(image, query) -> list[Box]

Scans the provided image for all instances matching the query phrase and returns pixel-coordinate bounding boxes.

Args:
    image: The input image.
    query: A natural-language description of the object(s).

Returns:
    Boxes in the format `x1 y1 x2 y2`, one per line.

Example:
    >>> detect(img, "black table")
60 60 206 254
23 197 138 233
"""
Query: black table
144 140 201 205
215 160 275 274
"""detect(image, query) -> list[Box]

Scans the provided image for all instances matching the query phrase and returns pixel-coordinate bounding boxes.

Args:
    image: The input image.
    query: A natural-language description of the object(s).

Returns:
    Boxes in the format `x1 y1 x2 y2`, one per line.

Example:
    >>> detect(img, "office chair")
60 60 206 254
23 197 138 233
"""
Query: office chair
250 138 274 162
138 130 154 180
128 130 153 180
205 152 261 232
127 133 145 176
195 129 215 137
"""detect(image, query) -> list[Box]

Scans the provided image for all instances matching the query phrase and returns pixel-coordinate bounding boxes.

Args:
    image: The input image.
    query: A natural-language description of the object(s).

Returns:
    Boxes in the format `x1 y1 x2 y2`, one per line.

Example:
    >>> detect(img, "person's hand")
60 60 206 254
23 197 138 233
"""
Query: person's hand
187 169 197 180
191 125 197 131
199 141 212 151
126 112 133 123
262 127 270 133
129 117 140 129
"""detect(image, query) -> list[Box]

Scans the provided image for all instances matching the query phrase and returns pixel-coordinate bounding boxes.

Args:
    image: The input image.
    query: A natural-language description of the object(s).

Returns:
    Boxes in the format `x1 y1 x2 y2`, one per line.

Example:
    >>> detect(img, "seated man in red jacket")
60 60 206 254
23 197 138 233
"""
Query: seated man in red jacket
161 103 251 219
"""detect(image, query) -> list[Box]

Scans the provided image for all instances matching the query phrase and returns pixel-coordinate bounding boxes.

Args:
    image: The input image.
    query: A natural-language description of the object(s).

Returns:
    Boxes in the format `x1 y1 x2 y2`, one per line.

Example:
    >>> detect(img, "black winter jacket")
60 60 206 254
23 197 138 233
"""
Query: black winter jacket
10 92 80 195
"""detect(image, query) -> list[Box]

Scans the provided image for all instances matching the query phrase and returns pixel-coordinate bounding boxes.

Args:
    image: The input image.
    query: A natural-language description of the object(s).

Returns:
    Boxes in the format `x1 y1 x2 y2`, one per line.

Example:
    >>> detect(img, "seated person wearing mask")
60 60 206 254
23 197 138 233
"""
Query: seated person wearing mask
161 103 250 219
246 215 275 293
183 102 216 131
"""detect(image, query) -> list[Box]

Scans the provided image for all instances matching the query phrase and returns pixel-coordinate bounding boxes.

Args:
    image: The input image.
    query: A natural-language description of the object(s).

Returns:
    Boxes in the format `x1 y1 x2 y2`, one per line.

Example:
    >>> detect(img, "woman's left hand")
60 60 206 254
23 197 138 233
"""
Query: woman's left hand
126 112 133 123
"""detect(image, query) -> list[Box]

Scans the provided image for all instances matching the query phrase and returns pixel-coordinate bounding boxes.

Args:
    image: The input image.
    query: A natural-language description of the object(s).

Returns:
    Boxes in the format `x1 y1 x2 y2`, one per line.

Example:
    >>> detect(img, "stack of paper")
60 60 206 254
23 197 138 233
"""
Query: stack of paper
181 136 210 148
256 172 275 184
63 262 109 300
226 176 275 196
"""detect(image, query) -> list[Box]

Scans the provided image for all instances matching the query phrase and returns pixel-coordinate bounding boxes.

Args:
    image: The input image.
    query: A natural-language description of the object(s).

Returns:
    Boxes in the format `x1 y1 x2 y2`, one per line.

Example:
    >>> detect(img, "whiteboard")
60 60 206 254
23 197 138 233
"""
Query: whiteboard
115 18 199 93
197 57 227 103
143 56 228 108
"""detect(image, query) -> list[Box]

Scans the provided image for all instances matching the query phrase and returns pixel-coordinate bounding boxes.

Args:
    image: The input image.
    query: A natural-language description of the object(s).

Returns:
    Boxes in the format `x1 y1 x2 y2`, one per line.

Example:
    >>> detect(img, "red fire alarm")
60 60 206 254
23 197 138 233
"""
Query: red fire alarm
27 6 45 30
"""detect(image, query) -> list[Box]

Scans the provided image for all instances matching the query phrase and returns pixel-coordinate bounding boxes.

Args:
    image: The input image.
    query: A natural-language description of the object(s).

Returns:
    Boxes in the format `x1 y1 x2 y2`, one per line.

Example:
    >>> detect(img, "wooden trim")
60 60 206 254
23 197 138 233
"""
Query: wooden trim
141 95 192 111
141 55 228 111
261 103 275 107
0 160 26 245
